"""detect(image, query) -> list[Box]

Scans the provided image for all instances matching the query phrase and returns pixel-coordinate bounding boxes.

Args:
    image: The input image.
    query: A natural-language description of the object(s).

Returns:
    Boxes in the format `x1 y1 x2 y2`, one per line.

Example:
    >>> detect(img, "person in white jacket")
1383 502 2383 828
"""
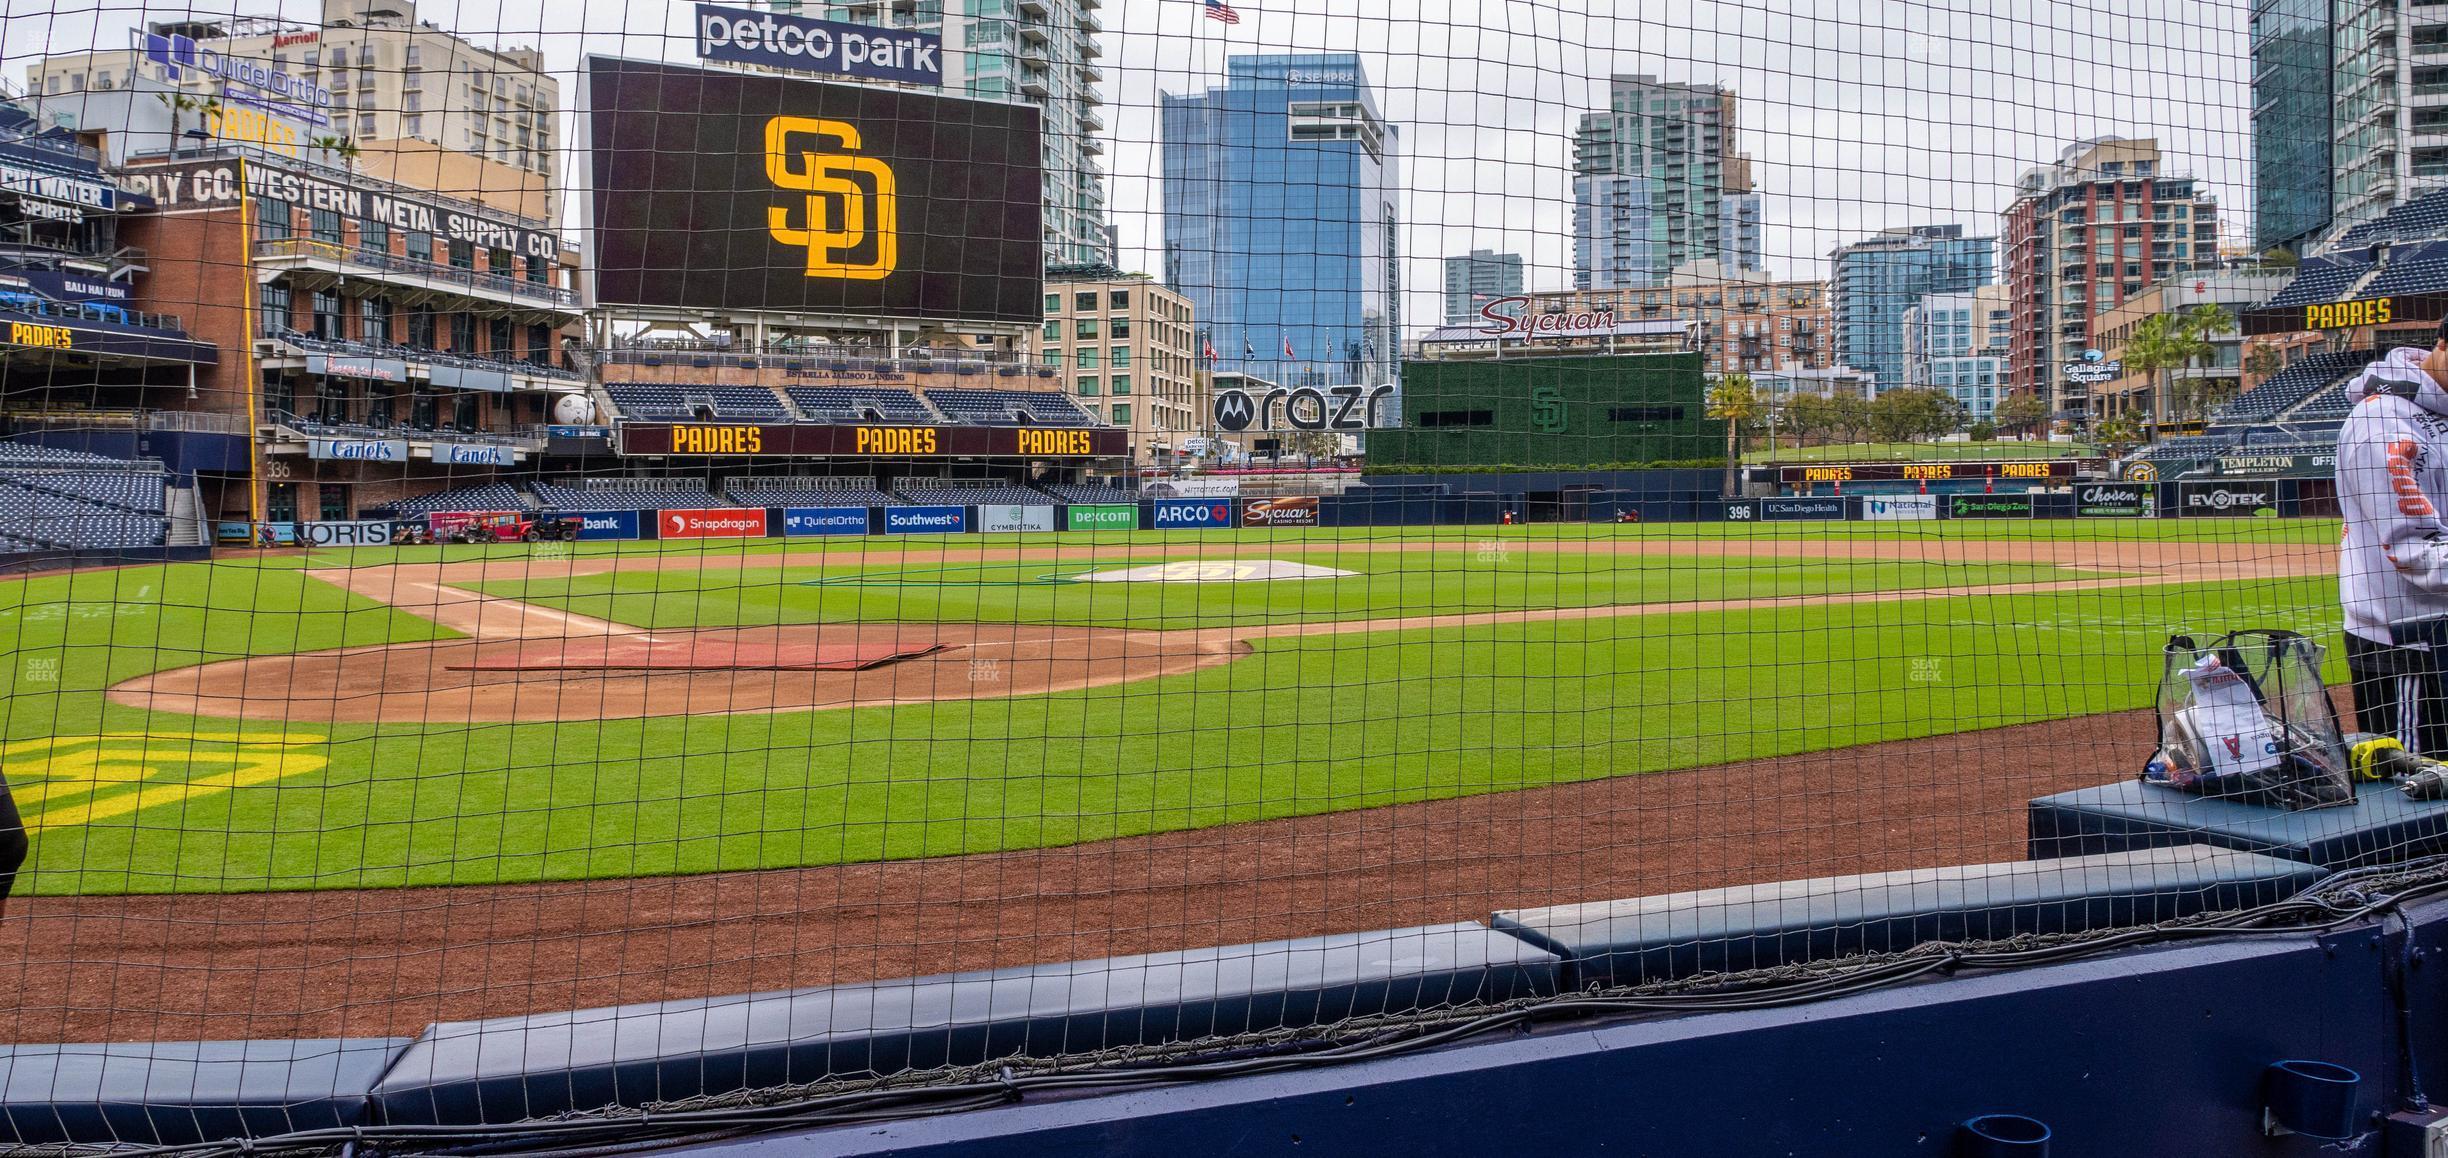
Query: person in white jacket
2337 335 2448 753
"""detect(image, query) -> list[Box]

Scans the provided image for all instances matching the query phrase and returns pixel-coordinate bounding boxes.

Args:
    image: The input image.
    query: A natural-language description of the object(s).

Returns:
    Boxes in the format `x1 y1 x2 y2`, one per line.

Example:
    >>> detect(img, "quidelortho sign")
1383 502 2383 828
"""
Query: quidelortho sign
781 506 870 536
694 3 942 85
2077 483 2155 517
1065 503 1136 530
2181 482 2278 516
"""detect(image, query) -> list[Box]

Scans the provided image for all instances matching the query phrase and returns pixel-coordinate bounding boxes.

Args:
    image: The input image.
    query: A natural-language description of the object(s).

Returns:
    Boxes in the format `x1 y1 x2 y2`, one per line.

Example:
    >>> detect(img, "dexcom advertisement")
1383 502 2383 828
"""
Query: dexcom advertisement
583 56 1043 323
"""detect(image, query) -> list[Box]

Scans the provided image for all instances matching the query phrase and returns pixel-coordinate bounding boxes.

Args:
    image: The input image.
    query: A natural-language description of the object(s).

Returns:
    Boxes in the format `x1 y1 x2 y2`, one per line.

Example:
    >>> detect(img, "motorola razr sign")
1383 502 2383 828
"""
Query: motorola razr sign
694 3 943 86
583 56 1043 324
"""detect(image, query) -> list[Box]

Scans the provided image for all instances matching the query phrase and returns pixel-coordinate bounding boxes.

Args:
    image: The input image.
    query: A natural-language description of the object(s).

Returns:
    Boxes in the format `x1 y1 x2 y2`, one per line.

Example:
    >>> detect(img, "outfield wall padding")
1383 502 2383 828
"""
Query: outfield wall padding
0 1038 409 1145
369 922 1561 1126
1491 845 2321 989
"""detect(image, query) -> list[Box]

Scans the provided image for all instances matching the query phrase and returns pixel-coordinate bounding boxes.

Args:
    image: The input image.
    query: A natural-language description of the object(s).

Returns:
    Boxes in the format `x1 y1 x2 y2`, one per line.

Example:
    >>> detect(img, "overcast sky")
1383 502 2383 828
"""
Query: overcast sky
2 0 2256 328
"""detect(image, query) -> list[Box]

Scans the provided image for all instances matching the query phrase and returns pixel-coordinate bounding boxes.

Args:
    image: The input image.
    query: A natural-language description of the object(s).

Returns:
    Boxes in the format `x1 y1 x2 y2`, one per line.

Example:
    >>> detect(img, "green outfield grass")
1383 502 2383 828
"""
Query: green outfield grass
0 521 2344 896
470 553 2100 631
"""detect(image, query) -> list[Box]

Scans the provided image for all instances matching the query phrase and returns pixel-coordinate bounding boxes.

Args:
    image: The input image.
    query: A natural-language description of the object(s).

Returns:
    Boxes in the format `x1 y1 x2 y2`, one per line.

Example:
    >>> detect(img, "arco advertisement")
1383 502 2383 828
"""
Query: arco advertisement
660 508 770 539
1065 504 1137 531
1149 498 1237 529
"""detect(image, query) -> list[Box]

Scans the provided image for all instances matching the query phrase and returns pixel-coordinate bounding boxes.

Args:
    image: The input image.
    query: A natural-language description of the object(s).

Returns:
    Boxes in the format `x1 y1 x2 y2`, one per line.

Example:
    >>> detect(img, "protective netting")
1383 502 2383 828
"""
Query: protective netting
0 0 2429 1140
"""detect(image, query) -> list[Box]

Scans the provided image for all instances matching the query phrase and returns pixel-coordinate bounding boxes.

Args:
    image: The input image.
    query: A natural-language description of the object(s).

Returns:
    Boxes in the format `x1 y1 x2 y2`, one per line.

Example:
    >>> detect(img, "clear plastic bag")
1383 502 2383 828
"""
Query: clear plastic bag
2144 630 2355 810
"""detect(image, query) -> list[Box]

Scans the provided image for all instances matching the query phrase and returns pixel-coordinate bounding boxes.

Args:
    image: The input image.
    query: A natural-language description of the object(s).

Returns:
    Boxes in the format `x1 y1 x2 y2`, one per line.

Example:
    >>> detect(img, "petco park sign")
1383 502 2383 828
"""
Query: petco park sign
695 2 942 85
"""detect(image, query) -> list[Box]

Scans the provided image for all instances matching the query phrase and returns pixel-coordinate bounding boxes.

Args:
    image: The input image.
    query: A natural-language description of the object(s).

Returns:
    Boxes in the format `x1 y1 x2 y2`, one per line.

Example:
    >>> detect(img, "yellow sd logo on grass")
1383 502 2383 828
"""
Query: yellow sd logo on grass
1 731 327 831
765 116 898 281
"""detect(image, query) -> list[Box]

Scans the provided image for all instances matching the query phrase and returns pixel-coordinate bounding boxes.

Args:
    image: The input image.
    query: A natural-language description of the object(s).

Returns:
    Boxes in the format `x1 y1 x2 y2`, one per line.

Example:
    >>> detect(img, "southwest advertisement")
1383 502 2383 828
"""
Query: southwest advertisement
583 56 1044 324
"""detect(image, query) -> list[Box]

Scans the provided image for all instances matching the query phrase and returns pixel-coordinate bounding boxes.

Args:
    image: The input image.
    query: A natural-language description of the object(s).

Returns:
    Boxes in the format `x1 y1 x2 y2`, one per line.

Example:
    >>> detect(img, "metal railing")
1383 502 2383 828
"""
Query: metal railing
252 238 577 309
260 328 582 382
264 409 544 448
0 292 188 334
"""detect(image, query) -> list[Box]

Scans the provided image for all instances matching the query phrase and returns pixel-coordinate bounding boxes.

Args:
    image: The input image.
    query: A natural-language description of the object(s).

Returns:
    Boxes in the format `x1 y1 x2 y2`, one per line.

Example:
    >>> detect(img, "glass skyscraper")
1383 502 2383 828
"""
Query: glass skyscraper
2251 0 2334 254
1571 75 1759 290
1161 54 1400 388
816 0 1112 268
1829 225 1994 396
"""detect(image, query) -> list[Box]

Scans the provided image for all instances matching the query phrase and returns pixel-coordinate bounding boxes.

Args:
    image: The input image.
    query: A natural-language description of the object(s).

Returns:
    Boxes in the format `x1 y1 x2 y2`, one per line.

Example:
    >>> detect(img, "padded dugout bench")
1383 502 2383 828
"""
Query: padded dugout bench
1493 845 2320 989
2029 779 2448 868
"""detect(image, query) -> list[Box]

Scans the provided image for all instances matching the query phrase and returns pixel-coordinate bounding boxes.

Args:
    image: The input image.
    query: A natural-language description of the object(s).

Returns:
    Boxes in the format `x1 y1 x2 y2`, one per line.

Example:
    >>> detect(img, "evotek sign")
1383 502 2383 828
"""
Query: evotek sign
2181 482 2277 516
1213 384 1396 432
765 115 897 281
695 3 942 86
139 30 337 124
585 57 1043 323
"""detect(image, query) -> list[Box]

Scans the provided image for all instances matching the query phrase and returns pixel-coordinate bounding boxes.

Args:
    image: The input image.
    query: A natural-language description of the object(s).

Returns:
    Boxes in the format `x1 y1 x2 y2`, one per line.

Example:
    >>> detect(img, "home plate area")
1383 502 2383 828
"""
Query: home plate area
447 637 950 672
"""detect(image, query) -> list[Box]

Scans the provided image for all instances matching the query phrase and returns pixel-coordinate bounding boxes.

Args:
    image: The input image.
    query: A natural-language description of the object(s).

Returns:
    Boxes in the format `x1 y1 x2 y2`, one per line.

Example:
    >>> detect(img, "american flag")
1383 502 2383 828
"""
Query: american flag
1204 0 1241 23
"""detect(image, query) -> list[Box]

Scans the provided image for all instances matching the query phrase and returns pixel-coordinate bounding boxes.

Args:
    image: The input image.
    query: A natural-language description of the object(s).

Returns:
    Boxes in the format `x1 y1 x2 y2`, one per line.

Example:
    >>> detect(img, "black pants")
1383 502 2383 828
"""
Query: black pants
2348 633 2448 756
0 773 22 903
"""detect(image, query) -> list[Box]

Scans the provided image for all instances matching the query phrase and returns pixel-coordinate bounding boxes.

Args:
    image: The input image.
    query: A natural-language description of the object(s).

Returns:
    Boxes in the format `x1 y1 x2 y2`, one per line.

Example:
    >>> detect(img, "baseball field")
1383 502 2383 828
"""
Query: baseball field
0 518 2340 1039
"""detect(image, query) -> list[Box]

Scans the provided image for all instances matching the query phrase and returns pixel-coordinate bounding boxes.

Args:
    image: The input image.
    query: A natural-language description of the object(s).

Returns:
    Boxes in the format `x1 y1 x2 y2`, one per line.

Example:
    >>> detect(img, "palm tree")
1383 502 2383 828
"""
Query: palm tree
1706 373 1759 497
310 135 363 174
2121 313 2184 432
2178 303 2238 418
155 92 219 156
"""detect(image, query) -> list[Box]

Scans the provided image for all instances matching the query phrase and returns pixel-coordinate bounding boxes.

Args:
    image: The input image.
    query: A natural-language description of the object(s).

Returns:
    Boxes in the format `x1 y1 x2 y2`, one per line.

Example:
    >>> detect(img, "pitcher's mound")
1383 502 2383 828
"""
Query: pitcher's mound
1081 560 1356 583
447 638 946 672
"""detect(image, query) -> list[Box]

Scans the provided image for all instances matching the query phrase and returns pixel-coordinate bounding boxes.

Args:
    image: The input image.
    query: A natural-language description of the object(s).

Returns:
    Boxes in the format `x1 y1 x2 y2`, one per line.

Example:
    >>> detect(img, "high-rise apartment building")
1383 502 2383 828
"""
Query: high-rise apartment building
1828 225 1994 397
26 0 559 221
1571 75 1758 290
817 0 1111 269
1442 249 1524 324
1042 271 1199 464
1999 138 2220 416
1529 262 1830 381
1902 285 2012 422
1161 54 1400 391
2247 0 2448 251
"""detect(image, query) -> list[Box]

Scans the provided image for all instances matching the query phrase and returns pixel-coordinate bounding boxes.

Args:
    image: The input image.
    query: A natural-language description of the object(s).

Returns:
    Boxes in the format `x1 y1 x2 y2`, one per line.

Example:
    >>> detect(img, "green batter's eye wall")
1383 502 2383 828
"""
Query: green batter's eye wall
1365 353 1718 469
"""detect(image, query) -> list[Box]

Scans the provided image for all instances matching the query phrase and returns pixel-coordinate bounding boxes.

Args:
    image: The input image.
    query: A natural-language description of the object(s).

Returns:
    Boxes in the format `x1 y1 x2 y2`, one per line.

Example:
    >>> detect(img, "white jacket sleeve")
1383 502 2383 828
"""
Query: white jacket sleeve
2345 407 2448 596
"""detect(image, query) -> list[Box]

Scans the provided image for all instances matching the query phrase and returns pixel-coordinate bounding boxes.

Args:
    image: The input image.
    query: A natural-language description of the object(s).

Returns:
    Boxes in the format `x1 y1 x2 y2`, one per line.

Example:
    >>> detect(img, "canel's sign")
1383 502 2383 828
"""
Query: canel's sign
1478 296 1620 339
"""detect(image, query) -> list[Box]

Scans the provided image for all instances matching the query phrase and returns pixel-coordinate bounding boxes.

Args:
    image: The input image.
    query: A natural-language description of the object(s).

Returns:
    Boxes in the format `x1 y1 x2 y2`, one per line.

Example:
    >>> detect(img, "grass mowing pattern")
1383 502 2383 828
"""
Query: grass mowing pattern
1 561 2333 895
473 554 2103 631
